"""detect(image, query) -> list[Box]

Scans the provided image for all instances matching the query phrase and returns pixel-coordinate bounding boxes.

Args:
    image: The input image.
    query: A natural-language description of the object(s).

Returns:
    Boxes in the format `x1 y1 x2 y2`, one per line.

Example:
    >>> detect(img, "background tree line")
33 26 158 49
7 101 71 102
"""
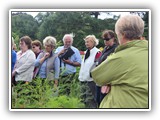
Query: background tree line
11 11 149 51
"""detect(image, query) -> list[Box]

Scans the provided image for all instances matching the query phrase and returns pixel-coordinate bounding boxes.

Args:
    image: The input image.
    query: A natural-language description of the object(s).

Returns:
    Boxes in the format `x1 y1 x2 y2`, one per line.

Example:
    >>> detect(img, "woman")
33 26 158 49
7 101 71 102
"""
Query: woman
35 36 60 87
32 40 43 58
12 36 36 85
32 40 43 78
79 35 101 108
91 15 148 108
96 30 118 107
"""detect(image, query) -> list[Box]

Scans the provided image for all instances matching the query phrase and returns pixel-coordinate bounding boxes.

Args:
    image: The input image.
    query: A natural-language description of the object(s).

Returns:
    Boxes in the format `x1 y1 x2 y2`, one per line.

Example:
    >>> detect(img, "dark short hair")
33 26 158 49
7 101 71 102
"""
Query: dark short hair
32 40 42 50
20 36 32 49
102 30 118 44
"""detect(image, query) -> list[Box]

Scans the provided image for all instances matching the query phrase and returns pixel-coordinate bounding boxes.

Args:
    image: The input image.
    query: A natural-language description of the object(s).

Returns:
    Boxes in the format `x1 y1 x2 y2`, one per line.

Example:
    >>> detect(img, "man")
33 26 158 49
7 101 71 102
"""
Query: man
55 33 81 95
91 14 148 108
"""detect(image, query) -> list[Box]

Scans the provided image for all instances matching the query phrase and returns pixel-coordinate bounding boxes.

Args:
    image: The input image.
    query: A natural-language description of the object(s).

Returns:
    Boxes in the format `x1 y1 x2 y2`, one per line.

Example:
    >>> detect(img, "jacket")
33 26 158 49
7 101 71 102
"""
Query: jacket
15 49 36 82
91 40 148 108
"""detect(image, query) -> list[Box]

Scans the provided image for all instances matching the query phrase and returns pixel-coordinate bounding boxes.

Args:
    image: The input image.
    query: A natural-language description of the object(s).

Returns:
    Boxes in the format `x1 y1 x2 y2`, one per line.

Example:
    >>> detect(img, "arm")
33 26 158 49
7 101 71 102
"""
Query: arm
72 49 82 67
12 51 17 70
35 52 50 67
91 55 123 86
54 57 60 86
62 48 81 67
54 57 60 80
63 59 81 67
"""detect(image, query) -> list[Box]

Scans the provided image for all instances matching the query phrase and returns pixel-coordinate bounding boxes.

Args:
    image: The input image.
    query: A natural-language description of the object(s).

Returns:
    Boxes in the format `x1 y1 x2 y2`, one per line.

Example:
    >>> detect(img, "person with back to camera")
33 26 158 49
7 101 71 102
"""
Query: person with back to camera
91 14 148 108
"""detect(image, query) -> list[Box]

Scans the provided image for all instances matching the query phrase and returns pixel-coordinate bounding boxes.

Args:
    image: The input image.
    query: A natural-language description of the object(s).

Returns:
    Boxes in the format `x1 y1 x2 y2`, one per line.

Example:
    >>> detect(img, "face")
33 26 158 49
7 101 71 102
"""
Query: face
104 38 114 47
63 36 72 48
32 45 40 53
44 44 53 53
85 38 94 49
19 41 28 51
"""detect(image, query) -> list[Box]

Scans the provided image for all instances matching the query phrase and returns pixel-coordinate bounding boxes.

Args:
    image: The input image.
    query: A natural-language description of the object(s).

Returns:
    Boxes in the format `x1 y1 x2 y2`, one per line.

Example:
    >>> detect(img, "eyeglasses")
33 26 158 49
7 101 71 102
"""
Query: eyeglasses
103 37 113 41
44 45 52 48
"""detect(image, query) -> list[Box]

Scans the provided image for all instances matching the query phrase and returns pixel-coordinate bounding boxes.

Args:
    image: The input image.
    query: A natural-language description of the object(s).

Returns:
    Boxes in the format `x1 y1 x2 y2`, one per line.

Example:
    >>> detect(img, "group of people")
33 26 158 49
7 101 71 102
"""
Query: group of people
11 14 148 108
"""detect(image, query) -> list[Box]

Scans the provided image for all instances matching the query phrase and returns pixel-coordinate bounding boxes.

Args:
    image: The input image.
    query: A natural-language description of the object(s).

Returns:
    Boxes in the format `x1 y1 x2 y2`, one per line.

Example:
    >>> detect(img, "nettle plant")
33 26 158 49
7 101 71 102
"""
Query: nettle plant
11 74 88 108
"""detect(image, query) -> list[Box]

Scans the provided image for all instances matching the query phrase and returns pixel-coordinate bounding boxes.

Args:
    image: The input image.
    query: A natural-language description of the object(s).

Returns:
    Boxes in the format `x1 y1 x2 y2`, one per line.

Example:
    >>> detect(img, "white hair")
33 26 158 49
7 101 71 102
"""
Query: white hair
84 35 99 46
115 14 144 40
62 33 75 43
43 36 57 47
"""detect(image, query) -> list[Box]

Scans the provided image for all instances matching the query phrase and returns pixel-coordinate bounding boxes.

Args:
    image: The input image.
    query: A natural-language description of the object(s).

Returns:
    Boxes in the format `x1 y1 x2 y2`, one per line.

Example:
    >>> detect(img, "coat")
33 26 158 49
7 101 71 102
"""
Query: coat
14 49 36 82
91 40 148 108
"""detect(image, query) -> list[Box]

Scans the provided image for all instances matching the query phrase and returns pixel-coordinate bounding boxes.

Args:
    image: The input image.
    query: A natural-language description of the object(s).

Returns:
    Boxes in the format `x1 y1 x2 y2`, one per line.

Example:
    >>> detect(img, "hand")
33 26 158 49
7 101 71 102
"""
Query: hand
62 59 73 65
101 85 111 94
44 52 50 59
54 80 58 89
12 70 16 78
59 48 67 56
54 80 58 85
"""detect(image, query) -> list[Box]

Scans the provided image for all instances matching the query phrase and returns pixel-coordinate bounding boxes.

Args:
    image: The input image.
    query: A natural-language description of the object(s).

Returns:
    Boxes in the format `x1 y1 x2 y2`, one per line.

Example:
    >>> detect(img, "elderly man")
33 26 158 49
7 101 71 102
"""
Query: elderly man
91 14 148 108
55 33 81 95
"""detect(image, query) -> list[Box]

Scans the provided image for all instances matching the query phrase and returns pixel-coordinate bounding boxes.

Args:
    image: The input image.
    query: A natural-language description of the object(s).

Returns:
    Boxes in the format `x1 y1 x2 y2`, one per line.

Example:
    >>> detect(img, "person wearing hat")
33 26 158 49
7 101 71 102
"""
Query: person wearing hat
78 35 101 108
95 30 118 107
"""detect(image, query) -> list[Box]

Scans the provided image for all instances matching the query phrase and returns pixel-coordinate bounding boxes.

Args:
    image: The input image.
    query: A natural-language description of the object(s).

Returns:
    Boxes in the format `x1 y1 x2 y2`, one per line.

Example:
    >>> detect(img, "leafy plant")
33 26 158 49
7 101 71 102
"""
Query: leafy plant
11 76 85 108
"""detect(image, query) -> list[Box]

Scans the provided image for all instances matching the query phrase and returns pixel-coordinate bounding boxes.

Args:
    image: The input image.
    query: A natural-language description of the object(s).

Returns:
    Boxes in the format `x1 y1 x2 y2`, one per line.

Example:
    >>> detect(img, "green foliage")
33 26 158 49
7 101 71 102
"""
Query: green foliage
11 11 149 50
11 13 39 39
12 75 85 108
46 95 85 108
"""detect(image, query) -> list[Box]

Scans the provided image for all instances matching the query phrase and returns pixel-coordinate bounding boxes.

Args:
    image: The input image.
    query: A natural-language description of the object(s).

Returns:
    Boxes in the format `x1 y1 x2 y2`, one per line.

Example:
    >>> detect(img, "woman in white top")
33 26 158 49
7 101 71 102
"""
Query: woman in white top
79 35 101 108
12 36 36 85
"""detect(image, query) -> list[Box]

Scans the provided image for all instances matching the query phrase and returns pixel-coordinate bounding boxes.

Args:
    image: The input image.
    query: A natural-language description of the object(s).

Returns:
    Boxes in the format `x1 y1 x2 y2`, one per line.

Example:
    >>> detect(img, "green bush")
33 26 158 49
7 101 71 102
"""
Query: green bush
11 76 85 108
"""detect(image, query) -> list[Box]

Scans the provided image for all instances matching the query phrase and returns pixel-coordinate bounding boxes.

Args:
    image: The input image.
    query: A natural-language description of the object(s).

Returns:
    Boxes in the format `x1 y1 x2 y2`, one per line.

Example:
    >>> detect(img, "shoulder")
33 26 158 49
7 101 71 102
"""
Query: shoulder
55 46 63 53
27 49 35 55
12 50 16 55
71 46 79 52
94 47 100 52
56 46 64 50
16 50 22 55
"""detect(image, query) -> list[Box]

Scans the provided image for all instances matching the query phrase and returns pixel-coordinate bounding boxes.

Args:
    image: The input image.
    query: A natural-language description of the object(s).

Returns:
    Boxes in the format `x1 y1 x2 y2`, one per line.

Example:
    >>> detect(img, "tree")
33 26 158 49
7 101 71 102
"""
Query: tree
90 12 100 19
11 12 39 40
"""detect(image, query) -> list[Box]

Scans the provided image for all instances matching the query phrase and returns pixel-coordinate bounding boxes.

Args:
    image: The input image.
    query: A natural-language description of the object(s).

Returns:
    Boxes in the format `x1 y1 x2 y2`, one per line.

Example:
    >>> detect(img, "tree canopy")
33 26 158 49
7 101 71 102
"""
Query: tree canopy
11 11 149 51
